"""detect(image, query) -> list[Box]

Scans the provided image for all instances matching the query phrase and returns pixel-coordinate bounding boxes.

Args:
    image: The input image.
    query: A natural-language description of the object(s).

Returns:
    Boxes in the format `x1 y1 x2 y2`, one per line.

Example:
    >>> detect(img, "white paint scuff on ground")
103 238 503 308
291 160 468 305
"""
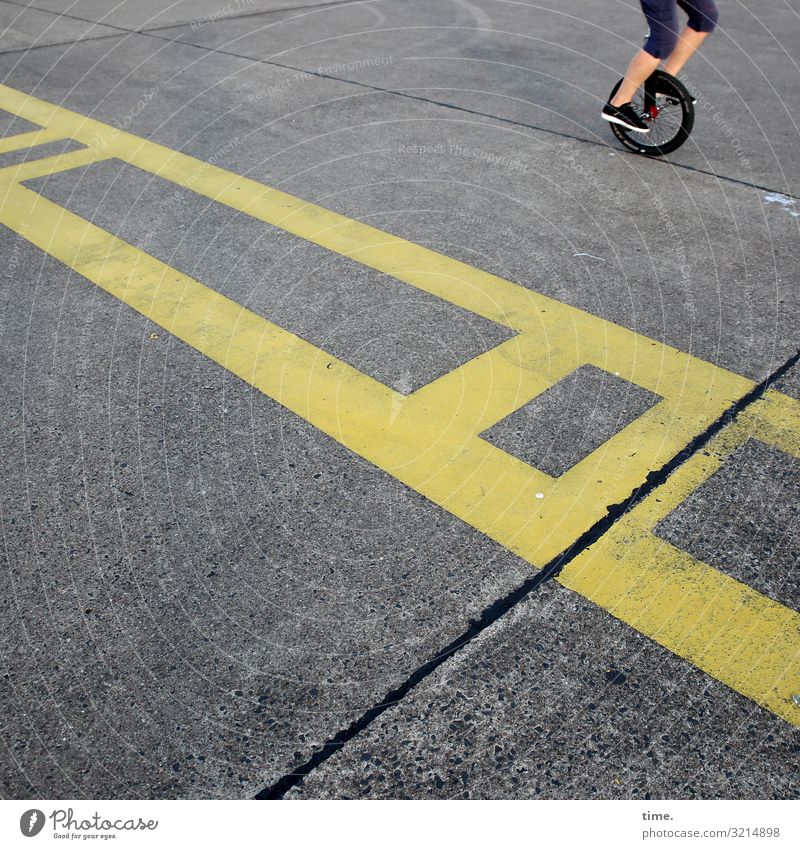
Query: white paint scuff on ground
573 252 607 262
764 192 800 217
390 370 412 425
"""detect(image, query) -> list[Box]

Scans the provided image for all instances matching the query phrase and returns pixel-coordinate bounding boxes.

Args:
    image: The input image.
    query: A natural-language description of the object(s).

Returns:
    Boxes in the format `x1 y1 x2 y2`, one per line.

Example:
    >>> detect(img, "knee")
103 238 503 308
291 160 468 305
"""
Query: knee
690 1 719 33
661 27 680 57
644 25 679 59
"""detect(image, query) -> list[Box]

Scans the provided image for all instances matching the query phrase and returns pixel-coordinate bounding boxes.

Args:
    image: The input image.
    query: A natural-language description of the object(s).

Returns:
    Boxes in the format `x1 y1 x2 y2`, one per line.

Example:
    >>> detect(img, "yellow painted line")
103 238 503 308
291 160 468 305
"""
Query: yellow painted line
0 83 755 563
0 146 105 182
559 389 800 726
0 83 796 725
0 127 64 154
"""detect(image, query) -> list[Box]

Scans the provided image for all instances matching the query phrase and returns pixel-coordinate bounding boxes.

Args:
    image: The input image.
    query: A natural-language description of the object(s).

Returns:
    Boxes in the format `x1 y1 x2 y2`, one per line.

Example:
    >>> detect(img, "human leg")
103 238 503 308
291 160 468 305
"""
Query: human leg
610 50 661 107
662 0 719 76
610 1 679 106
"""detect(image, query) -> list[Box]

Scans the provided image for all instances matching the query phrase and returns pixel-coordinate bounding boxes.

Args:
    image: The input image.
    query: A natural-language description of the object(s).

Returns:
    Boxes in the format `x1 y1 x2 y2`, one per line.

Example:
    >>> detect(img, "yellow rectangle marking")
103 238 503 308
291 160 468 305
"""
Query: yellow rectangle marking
0 83 796 725
0 84 756 564
559 389 800 725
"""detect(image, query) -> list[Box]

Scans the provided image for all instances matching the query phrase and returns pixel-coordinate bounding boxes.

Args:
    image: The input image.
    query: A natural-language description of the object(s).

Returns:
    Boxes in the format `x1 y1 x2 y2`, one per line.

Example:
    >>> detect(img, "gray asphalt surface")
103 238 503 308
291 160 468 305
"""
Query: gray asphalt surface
0 0 798 799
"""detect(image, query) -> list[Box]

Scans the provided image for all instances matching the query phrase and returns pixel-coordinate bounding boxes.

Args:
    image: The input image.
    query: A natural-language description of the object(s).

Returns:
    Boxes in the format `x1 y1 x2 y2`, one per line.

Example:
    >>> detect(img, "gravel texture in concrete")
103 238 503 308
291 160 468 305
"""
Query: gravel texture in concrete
656 438 800 611
289 581 800 799
0 0 797 801
481 364 660 477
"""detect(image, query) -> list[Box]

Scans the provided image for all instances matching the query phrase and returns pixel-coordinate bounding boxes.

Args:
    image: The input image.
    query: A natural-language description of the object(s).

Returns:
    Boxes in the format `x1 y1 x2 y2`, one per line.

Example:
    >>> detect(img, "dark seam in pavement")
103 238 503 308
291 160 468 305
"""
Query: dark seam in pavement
0 1 358 62
254 344 800 800
136 0 369 37
0 30 129 58
3 0 797 200
1 0 363 43
131 29 800 202
0 0 132 34
255 60 800 199
4 1 798 796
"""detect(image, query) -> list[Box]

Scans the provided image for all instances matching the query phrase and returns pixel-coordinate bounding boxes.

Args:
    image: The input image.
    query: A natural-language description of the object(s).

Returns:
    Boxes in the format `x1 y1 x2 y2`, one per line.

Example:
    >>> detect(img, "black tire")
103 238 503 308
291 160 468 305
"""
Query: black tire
607 70 694 157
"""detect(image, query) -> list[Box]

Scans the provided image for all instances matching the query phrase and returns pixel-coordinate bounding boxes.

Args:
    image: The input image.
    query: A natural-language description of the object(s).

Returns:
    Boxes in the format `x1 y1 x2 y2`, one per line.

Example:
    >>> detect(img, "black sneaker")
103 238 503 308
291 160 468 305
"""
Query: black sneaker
602 101 650 133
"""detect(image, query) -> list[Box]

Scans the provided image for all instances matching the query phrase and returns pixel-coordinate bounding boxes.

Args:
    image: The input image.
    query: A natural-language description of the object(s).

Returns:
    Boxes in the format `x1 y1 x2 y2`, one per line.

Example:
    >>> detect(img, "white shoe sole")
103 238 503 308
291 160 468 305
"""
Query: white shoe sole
602 112 650 133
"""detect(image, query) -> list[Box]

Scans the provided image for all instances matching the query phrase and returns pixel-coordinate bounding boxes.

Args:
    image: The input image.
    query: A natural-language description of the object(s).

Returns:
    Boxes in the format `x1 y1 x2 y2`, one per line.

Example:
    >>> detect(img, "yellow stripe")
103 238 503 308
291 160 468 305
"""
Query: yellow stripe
1 146 104 181
0 83 796 725
0 83 756 560
559 389 800 726
0 127 64 155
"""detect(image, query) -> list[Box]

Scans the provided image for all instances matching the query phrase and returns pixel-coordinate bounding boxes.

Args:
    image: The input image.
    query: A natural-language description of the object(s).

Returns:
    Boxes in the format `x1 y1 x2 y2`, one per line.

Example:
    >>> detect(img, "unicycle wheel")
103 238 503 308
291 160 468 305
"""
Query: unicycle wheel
608 69 694 157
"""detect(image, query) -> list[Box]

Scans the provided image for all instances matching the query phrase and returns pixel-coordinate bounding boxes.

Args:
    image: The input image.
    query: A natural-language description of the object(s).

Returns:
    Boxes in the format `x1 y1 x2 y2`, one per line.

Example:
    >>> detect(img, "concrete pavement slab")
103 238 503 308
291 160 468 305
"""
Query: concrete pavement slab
480 365 660 478
0 0 797 801
288 581 800 799
0 105 38 134
0 32 796 383
0 0 119 51
656 437 800 612
0 227 532 797
151 0 800 194
775 361 800 403
24 157 514 394
14 0 350 33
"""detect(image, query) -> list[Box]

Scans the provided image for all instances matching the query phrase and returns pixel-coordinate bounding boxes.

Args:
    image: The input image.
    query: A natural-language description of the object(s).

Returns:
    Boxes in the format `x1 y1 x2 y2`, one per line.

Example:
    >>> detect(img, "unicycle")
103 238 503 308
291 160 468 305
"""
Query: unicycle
607 69 694 157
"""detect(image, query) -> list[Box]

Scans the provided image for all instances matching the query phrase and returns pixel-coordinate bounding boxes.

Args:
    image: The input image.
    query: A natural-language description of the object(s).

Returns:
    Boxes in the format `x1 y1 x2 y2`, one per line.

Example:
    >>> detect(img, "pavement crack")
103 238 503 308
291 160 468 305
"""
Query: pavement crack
0 30 129 58
132 30 800 201
254 344 800 800
3 0 373 45
137 0 368 36
3 3 798 800
4 3 796 200
1 0 132 35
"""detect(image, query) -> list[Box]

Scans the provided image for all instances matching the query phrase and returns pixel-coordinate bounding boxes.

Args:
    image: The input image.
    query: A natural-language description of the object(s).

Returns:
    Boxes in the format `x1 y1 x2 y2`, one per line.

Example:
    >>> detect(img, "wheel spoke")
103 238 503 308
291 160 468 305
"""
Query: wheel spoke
627 91 685 149
609 72 692 155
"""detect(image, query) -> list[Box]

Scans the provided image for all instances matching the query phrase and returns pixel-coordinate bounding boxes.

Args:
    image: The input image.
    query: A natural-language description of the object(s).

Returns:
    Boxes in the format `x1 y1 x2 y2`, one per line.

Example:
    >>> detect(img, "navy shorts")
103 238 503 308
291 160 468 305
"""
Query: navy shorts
641 0 719 59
